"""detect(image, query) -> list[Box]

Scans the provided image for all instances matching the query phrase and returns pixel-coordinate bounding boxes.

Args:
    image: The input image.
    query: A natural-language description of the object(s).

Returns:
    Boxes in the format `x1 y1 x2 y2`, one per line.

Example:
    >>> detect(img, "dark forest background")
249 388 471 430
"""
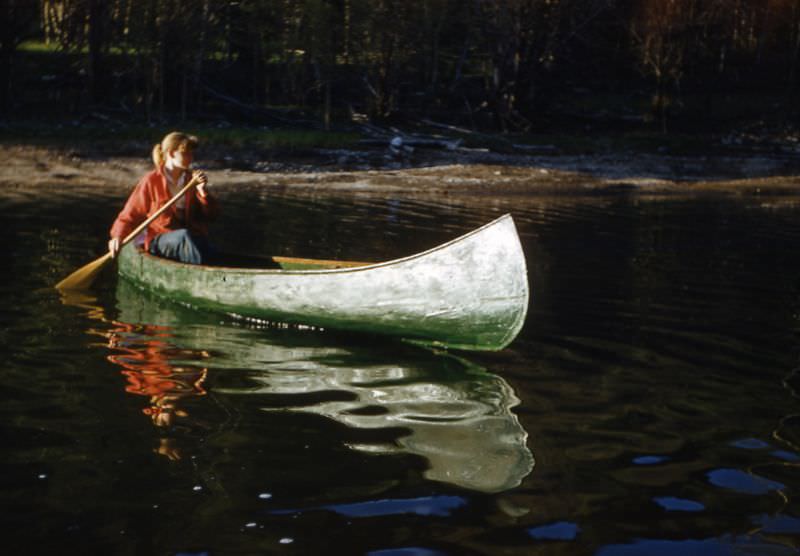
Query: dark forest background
2 0 799 134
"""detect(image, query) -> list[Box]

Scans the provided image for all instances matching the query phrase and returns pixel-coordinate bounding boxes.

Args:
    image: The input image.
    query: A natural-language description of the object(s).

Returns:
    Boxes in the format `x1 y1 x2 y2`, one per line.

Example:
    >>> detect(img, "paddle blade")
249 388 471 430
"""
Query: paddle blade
55 252 113 291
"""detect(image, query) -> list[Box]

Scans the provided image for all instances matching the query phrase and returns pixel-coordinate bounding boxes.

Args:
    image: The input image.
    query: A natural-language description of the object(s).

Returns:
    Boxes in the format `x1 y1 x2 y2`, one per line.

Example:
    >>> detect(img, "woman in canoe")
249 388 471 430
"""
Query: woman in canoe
108 131 219 264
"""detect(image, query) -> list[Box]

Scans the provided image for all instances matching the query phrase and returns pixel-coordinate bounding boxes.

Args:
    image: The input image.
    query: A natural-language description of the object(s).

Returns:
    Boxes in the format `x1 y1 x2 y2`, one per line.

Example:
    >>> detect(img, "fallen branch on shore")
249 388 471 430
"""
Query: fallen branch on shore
358 122 463 151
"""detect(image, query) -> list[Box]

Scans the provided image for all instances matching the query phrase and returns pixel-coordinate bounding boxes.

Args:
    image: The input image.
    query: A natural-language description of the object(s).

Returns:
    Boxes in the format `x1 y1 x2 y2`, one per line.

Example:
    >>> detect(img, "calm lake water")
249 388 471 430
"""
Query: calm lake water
2 182 800 555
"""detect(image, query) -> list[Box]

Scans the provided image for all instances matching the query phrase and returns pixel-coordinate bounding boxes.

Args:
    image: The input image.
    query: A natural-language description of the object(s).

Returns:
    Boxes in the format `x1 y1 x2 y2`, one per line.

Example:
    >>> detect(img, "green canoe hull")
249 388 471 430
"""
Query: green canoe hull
117 214 530 350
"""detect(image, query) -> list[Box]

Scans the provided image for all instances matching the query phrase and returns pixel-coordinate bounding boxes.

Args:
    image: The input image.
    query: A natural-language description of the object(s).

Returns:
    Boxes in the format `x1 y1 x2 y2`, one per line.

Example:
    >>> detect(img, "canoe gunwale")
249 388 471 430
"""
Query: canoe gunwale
130 213 518 276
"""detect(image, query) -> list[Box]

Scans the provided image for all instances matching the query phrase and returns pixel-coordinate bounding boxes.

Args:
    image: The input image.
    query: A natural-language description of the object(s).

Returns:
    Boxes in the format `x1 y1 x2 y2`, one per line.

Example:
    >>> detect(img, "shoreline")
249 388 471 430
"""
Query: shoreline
1 143 798 197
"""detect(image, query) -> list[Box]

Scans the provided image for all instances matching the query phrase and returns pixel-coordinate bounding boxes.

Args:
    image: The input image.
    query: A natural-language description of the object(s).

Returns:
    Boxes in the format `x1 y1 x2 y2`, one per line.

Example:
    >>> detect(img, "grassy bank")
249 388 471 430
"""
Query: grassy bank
0 122 362 155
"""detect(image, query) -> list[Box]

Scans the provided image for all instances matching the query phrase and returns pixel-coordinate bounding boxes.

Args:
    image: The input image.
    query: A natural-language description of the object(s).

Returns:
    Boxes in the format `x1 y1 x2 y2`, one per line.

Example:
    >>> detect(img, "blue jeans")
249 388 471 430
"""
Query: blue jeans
149 229 213 265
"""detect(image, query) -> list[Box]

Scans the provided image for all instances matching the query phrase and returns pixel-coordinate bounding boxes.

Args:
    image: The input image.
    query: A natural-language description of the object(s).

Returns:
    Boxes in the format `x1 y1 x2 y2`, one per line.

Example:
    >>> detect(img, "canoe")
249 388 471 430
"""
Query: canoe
117 213 530 350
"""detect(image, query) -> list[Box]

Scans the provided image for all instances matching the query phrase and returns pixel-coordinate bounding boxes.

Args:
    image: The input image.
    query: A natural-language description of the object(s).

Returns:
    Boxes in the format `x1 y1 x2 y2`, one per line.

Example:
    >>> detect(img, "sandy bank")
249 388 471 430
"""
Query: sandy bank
0 144 797 197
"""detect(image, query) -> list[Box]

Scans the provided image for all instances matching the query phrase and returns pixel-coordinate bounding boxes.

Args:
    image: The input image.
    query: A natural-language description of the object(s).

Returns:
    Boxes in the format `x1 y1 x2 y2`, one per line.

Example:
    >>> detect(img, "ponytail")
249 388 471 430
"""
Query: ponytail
152 143 165 168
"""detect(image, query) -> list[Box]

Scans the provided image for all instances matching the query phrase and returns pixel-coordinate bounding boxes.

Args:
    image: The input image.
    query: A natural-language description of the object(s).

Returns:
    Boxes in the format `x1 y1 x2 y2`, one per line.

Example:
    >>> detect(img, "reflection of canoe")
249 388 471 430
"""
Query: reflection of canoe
118 214 529 350
248 362 534 493
214 343 534 494
110 278 535 494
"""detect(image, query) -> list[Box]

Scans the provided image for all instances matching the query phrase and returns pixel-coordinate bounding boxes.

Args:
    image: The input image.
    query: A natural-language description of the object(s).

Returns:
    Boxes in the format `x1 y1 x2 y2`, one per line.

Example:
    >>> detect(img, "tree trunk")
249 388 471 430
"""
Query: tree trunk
88 0 108 104
324 80 331 130
0 0 11 115
789 6 800 88
0 45 11 116
343 0 351 64
180 71 187 121
0 0 36 116
157 10 165 122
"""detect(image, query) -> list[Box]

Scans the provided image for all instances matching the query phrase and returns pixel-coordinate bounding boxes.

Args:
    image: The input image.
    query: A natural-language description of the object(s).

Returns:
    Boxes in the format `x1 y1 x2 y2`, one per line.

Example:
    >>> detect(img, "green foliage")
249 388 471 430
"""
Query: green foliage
1 1 799 131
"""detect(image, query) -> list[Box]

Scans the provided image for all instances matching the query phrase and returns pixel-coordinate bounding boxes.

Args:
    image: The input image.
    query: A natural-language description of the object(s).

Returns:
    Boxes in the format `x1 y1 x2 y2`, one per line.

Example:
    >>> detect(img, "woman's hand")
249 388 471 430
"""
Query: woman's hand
193 170 209 198
108 237 121 258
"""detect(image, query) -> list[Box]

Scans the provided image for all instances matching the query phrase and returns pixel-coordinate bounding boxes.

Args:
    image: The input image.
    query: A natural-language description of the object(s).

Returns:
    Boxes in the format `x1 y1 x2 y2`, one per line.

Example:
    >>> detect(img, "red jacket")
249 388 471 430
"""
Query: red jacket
110 168 219 249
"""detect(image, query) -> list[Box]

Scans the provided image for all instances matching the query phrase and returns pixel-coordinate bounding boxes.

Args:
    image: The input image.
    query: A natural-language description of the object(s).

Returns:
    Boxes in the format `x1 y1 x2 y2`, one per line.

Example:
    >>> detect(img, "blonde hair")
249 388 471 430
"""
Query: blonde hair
152 131 199 168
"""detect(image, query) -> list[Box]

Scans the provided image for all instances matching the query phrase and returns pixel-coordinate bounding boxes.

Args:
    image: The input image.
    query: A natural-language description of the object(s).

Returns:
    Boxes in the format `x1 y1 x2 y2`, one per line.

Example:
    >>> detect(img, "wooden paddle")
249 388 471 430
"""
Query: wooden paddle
55 175 201 291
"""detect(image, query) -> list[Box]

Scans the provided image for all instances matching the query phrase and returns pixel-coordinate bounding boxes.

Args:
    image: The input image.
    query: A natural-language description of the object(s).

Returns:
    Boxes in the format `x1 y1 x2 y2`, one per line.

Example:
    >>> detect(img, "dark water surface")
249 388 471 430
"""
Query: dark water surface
2 183 800 555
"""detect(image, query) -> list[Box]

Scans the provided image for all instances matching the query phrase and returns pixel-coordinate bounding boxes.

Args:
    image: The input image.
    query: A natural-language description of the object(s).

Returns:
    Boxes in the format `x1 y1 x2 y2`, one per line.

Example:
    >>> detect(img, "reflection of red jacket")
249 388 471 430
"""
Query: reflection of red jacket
110 168 219 249
108 337 207 398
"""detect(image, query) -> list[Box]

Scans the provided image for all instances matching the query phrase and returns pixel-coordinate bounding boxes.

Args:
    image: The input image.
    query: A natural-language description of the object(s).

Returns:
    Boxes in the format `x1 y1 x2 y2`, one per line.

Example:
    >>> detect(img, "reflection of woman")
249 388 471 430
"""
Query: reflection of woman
108 131 219 264
106 322 208 428
61 290 212 461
